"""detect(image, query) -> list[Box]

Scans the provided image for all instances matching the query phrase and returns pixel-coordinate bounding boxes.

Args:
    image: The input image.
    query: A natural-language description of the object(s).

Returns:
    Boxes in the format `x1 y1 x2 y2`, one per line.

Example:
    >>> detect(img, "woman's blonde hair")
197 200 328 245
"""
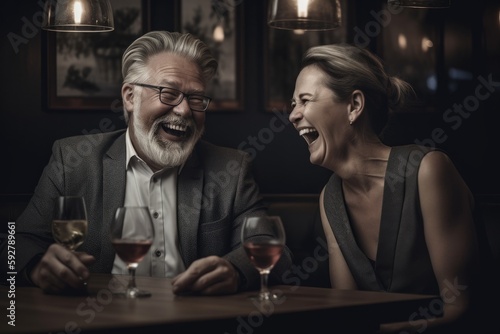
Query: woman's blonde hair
302 43 414 136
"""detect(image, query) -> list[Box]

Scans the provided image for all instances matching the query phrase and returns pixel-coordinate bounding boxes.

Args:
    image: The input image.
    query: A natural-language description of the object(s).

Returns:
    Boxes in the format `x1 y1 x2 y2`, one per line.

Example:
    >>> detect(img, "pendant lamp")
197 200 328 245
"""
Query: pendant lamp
42 0 114 32
268 0 342 31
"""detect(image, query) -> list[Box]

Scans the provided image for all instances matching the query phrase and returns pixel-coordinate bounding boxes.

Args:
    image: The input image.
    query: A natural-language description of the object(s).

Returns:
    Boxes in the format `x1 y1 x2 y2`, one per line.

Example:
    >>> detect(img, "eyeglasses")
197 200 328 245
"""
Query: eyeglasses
131 83 212 112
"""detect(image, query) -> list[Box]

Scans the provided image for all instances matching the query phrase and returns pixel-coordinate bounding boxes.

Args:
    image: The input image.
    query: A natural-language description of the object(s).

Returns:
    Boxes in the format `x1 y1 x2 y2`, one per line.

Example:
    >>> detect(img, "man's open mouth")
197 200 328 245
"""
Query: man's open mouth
161 122 190 138
299 127 319 145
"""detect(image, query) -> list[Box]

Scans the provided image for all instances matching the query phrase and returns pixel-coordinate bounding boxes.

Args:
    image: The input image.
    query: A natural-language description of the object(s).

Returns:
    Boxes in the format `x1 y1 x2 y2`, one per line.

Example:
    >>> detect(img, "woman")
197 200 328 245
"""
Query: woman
289 44 480 333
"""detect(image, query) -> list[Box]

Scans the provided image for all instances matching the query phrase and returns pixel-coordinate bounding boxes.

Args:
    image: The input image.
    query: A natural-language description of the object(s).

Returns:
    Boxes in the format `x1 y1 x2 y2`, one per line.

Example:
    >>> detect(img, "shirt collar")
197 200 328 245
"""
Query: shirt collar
125 128 141 169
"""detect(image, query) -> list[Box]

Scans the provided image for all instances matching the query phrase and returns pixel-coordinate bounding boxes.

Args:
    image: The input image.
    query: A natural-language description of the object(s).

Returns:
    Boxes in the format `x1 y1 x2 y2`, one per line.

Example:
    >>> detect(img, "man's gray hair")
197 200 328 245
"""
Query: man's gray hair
121 31 218 123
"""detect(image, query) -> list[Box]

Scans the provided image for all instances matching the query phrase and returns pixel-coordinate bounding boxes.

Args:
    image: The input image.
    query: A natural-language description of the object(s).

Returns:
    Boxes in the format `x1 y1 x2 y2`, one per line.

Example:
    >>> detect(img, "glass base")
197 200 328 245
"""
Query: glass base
248 292 283 302
113 288 151 298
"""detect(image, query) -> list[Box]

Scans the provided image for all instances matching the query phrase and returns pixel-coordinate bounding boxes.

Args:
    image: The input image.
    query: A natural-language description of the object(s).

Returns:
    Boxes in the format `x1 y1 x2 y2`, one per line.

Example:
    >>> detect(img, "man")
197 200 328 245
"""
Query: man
0 31 291 295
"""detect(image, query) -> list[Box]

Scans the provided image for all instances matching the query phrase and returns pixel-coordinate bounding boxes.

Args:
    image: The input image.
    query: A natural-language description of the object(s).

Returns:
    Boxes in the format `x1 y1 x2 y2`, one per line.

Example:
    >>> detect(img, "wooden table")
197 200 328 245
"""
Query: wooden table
1 274 441 334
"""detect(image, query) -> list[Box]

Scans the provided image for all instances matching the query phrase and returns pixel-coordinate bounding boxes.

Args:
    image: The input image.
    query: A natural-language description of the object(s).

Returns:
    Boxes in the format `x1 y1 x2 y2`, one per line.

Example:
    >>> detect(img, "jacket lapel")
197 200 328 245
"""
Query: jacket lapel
177 146 203 267
101 132 127 272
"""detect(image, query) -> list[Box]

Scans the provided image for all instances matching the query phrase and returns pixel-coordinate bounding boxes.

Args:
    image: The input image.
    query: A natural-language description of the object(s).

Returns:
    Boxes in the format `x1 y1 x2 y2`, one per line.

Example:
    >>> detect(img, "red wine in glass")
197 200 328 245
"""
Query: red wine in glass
243 241 284 271
241 216 286 301
111 240 153 264
110 207 155 298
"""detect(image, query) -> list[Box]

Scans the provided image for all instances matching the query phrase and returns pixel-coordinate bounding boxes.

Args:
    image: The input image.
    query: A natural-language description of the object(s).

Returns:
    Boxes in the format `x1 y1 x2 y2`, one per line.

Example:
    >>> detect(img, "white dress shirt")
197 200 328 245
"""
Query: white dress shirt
111 130 186 277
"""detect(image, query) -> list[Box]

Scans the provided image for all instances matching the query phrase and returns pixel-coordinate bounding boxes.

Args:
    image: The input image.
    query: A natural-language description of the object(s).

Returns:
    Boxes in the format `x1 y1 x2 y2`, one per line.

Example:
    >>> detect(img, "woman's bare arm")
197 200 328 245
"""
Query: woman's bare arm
381 151 478 333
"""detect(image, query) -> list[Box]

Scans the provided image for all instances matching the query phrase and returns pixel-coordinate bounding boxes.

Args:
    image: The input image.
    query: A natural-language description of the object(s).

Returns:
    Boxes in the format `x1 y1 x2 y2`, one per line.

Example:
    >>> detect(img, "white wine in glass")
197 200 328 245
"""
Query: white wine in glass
110 206 154 298
52 196 88 251
241 215 285 301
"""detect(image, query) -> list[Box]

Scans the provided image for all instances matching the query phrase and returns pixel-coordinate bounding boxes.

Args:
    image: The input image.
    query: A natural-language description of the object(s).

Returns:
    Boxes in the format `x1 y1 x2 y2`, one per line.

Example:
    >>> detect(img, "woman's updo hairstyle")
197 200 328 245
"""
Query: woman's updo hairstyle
301 43 414 136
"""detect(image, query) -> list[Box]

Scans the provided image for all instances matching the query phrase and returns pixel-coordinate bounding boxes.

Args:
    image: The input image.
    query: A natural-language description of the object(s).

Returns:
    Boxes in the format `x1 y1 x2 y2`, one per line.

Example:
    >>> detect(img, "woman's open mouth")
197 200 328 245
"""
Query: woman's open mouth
299 127 319 145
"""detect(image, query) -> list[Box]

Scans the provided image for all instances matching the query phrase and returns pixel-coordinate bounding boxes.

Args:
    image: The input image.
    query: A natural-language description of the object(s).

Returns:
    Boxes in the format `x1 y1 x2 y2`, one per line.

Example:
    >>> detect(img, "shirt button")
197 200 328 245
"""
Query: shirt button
155 250 162 257
153 211 159 219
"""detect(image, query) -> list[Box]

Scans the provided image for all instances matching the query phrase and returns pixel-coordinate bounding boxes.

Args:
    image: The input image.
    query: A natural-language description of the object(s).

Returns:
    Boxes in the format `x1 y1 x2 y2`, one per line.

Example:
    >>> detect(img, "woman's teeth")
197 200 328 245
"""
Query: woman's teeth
299 128 319 145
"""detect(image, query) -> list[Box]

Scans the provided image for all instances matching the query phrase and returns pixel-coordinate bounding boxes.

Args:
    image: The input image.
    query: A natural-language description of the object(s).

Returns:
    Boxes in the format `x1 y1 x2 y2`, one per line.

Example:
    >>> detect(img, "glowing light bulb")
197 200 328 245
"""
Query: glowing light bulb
398 33 407 50
213 24 224 42
73 0 83 24
421 37 433 52
297 0 309 18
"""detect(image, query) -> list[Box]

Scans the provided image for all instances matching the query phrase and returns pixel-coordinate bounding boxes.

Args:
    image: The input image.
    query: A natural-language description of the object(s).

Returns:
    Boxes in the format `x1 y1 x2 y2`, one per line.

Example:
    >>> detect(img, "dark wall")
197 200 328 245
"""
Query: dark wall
1 0 499 198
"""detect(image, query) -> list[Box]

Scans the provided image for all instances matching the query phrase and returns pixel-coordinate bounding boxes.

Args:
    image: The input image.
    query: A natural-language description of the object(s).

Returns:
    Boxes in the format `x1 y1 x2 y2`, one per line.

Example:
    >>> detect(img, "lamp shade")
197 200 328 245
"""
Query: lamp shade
42 0 114 32
268 0 342 31
387 0 450 8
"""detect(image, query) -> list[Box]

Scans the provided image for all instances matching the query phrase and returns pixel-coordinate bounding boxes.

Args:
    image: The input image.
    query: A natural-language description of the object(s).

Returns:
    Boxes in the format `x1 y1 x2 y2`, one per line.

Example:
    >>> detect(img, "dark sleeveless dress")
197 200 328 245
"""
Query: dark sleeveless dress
323 145 440 295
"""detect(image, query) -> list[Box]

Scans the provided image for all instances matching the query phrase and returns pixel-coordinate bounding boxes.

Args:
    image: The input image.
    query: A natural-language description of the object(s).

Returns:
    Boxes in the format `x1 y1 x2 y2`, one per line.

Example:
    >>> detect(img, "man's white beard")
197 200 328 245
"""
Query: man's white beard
132 112 204 169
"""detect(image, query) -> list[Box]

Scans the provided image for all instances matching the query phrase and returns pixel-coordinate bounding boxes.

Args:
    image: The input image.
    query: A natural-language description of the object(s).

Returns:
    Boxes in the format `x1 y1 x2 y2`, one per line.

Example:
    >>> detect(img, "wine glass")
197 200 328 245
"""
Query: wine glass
241 215 286 301
110 206 154 298
52 196 88 251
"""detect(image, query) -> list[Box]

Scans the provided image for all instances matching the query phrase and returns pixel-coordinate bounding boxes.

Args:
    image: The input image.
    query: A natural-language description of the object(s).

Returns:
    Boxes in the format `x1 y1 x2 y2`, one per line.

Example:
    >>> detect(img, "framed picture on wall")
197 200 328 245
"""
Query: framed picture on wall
177 0 244 112
43 0 150 111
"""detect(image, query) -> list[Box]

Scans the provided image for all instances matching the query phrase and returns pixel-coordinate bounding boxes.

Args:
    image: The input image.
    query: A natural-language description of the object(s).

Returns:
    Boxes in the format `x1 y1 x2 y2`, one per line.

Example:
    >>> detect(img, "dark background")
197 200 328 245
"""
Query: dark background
1 0 499 203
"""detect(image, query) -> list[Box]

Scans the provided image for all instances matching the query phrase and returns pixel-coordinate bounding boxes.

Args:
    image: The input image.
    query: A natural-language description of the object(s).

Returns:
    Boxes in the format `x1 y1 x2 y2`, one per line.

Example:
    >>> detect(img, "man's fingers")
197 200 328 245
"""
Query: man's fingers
190 271 226 294
74 252 96 274
32 244 92 293
172 256 219 288
54 248 91 283
172 256 238 295
36 264 67 292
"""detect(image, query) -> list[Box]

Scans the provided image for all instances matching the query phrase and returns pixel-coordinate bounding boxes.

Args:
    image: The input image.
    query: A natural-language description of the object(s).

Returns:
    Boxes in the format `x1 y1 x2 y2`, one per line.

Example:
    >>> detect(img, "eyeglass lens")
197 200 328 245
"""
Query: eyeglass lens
160 88 209 111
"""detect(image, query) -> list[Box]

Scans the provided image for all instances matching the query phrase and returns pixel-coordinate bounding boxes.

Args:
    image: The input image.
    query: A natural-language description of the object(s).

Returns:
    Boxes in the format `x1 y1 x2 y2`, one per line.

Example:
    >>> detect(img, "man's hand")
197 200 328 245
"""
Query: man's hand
30 243 95 294
171 256 240 295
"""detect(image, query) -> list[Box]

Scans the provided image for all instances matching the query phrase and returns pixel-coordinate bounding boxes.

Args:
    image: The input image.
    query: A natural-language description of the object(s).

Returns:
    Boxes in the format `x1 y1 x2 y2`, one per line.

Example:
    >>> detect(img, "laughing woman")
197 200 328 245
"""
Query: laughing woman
288 44 483 333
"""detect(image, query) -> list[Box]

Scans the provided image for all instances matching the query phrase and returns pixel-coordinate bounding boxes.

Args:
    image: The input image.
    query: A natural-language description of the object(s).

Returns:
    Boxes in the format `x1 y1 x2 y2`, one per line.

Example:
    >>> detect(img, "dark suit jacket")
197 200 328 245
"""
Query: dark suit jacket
1 129 292 290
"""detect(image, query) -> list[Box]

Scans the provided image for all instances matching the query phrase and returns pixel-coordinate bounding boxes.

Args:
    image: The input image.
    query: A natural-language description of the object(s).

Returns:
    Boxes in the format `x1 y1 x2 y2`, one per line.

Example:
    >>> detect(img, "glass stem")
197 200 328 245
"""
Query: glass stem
259 271 271 300
127 266 137 292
